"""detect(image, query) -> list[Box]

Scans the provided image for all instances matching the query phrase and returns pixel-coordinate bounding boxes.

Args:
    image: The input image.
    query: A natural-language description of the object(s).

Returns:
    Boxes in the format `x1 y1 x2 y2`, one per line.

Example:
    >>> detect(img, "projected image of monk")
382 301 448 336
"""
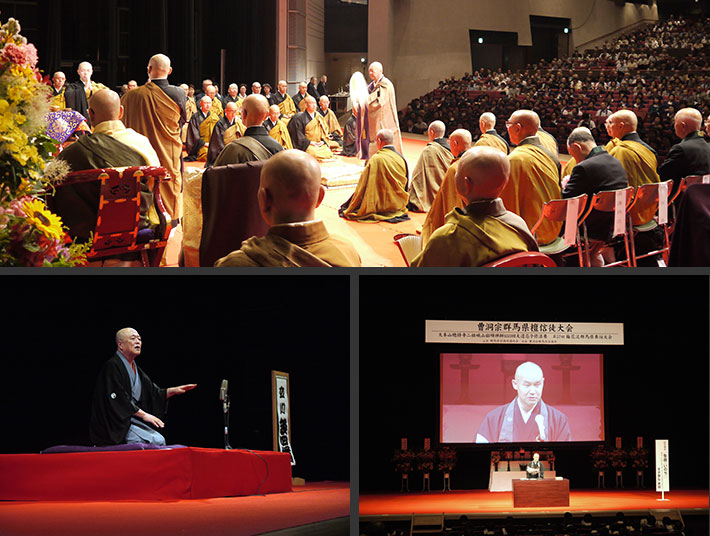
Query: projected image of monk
476 361 571 443
440 354 604 444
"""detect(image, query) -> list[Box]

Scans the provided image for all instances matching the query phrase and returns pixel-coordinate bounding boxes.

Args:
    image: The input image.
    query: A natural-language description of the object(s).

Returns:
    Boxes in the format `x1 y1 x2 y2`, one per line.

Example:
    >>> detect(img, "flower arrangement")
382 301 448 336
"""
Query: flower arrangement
490 451 501 467
628 447 649 470
0 15 89 266
590 445 609 470
393 448 416 475
608 447 628 469
416 448 436 473
437 446 457 472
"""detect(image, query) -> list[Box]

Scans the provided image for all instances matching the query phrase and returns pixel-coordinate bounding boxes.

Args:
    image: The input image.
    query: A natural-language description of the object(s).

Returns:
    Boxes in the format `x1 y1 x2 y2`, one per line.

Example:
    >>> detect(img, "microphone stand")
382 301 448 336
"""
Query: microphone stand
223 393 232 450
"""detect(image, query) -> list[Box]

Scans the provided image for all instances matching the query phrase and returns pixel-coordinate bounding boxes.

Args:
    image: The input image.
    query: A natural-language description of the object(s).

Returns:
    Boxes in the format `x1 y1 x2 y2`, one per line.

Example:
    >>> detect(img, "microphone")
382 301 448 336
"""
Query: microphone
219 379 228 402
535 414 546 441
219 379 232 450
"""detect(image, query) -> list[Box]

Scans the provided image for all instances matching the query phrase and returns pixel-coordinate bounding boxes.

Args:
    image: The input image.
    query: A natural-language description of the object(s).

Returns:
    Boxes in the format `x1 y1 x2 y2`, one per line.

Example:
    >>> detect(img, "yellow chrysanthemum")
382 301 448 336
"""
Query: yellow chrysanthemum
22 198 64 240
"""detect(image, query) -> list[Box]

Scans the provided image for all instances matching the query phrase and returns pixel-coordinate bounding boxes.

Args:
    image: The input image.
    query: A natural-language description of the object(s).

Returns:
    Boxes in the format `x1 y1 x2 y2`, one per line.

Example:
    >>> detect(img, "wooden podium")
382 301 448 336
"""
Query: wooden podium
513 478 570 507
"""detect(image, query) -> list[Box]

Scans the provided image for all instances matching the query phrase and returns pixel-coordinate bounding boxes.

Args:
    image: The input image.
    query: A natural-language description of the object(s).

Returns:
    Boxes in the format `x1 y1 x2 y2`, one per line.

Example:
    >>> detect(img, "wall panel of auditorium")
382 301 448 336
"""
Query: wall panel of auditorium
373 0 658 111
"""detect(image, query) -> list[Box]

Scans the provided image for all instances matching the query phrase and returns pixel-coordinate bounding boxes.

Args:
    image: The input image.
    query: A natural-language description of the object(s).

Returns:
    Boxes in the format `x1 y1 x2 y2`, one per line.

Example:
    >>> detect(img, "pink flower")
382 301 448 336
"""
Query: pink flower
1 42 38 68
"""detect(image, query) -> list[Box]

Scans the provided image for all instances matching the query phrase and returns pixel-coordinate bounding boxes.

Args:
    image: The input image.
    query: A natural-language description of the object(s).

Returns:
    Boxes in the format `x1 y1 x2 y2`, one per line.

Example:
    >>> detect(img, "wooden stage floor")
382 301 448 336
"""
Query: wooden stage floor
359 488 709 517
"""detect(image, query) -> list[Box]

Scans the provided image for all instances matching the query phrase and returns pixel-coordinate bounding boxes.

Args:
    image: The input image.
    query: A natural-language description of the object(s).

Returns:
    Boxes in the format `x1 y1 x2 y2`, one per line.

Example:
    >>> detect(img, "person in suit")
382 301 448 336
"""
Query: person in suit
660 107 710 197
307 77 320 100
563 127 628 266
526 453 544 479
317 75 328 98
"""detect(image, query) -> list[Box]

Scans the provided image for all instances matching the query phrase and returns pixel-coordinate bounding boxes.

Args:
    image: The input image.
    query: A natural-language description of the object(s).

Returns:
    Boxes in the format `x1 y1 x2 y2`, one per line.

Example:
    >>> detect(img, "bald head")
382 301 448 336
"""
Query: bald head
674 107 703 139
224 101 238 121
269 104 281 122
148 54 172 80
376 128 394 149
428 120 446 140
454 146 510 203
304 95 317 114
449 128 473 157
77 62 93 84
89 89 122 126
242 94 270 127
258 149 325 225
513 361 544 411
507 110 539 145
199 95 212 113
479 112 496 132
368 61 383 82
606 109 638 139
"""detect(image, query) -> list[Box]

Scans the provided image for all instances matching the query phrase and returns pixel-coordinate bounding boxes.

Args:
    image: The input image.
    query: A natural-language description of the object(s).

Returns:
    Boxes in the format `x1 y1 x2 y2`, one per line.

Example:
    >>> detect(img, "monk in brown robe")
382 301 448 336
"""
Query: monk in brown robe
474 112 509 155
339 128 409 222
215 150 361 267
501 109 562 245
287 96 335 161
264 104 294 149
184 96 214 162
367 61 402 155
121 53 184 222
412 146 539 267
318 95 343 147
272 80 297 120
408 120 453 212
420 129 473 244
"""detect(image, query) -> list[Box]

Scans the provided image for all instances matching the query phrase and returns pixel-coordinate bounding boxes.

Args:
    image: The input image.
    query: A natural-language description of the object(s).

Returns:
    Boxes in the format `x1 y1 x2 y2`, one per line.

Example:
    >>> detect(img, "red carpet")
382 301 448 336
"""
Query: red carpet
359 489 708 516
0 482 349 536
0 447 292 501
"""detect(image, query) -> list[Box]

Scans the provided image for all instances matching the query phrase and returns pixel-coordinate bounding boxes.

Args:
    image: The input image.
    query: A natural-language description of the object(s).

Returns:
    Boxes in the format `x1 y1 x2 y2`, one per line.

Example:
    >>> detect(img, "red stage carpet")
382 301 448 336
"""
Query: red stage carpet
0 447 291 501
0 482 349 536
359 489 708 516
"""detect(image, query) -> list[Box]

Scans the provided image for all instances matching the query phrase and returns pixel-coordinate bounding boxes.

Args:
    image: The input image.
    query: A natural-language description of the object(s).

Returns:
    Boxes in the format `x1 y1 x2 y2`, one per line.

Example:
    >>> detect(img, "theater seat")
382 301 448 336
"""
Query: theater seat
482 251 557 267
49 166 171 267
530 194 590 266
199 160 270 267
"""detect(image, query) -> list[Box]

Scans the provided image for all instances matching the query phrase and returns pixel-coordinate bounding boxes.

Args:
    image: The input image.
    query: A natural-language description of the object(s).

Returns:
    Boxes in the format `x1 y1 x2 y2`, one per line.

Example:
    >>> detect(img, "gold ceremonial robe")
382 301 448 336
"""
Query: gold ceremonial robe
275 93 297 119
604 137 659 225
223 119 247 146
195 112 220 161
268 120 294 149
475 131 509 155
341 147 408 221
502 142 562 245
408 140 453 212
411 198 539 267
121 81 183 220
214 220 361 267
319 108 343 138
210 97 223 118
562 157 577 179
305 115 335 160
420 157 463 244
539 128 559 157
50 88 66 110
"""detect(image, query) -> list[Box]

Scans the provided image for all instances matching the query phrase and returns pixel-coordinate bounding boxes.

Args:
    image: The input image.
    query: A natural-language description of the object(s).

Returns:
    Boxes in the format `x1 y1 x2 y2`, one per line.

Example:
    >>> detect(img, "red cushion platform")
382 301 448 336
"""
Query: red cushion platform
0 447 292 501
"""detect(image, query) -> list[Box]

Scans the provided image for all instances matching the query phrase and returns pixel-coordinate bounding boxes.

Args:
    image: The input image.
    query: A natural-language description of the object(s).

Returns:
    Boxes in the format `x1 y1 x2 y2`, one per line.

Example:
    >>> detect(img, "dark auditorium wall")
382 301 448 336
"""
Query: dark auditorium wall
0 0 277 91
359 274 709 492
0 275 350 483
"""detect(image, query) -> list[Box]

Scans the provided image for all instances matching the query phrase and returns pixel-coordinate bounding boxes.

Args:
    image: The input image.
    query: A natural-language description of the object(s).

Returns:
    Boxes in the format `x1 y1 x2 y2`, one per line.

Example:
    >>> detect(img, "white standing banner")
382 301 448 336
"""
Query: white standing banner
425 320 624 345
272 371 296 465
655 439 670 499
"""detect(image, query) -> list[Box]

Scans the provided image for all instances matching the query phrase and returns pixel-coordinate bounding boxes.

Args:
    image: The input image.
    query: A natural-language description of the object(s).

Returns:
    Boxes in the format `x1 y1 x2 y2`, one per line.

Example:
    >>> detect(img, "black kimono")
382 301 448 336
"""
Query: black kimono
89 354 168 446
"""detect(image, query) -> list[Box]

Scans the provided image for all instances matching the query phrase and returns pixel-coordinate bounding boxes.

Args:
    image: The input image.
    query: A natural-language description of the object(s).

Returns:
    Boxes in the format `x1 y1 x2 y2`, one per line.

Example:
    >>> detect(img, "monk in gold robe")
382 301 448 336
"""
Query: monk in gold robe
604 109 659 225
215 150 361 267
412 146 539 267
49 71 67 110
474 112 509 155
420 129 472 244
293 82 309 113
185 96 214 162
318 95 343 147
272 80 297 120
408 120 453 212
206 102 240 167
538 126 559 158
264 105 294 149
121 54 184 221
205 84 223 118
287 96 334 161
339 128 409 222
501 109 562 245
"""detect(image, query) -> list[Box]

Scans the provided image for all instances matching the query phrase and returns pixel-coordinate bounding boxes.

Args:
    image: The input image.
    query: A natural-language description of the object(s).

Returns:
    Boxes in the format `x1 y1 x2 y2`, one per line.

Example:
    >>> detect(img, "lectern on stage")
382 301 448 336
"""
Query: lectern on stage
513 478 570 507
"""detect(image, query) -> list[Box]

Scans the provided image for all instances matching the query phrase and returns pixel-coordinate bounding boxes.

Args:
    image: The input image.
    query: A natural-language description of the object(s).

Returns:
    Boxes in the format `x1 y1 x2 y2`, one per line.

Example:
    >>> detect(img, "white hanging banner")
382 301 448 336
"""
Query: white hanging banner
658 182 668 225
563 197 580 247
655 439 670 498
613 189 626 237
272 371 296 465
425 320 624 345
703 174 710 184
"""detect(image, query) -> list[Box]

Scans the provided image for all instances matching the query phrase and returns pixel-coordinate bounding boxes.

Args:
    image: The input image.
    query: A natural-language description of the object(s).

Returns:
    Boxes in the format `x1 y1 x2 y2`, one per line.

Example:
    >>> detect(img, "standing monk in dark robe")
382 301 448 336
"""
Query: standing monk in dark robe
206 101 239 167
476 361 571 443
89 328 196 446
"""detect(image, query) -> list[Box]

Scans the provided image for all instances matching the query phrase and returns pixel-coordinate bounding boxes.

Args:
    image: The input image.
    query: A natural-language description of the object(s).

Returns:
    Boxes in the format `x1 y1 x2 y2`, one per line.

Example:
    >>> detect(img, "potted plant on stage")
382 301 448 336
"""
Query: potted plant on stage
491 451 500 471
416 447 436 492
546 451 555 472
609 447 628 488
437 446 457 491
393 447 415 492
503 450 512 471
590 445 609 488
628 447 649 488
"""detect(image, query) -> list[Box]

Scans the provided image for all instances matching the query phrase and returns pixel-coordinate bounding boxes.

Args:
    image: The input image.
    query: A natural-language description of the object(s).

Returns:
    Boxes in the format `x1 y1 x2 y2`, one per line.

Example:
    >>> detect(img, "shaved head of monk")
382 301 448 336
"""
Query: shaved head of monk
673 107 703 139
88 89 123 126
258 149 325 226
605 109 638 139
449 128 473 158
454 145 511 203
506 109 539 145
147 54 172 79
242 94 270 127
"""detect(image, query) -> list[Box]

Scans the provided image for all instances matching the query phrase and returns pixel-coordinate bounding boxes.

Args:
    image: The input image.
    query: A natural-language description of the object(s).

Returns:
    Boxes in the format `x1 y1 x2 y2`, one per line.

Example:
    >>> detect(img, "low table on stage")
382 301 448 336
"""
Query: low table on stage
489 460 555 491
513 478 570 507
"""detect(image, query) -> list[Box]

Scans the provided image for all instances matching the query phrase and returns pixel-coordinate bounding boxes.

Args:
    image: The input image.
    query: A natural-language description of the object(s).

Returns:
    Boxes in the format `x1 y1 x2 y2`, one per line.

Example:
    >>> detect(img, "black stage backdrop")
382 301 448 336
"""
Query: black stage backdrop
359 273 709 492
0 274 349 483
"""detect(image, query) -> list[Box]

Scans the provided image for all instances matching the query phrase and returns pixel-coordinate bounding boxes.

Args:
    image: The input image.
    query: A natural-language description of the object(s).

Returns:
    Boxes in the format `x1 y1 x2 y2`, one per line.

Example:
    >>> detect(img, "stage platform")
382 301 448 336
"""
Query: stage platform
359 488 709 517
0 481 349 536
0 446 292 501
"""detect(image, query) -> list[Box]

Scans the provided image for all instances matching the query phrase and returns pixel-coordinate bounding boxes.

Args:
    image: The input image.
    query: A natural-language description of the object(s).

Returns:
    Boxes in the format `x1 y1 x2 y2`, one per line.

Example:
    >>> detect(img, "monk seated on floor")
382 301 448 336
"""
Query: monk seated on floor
263 104 293 149
214 150 361 267
407 120 453 212
185 95 217 162
411 146 539 267
287 95 336 161
339 128 410 222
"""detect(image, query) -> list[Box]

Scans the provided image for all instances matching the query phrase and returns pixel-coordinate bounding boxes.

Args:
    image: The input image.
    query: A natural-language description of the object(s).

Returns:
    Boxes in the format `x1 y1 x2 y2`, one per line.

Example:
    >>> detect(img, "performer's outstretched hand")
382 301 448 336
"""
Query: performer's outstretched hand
136 410 165 429
167 384 198 398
